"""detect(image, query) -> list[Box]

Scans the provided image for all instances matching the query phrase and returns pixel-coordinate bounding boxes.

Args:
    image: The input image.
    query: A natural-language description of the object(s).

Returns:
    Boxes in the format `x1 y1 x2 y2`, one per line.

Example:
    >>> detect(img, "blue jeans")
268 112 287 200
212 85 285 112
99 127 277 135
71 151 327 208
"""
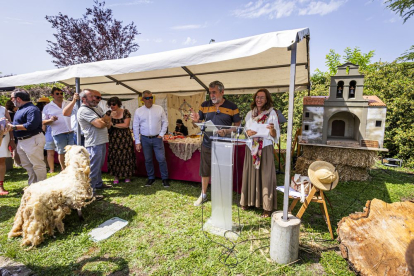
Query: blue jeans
141 136 168 180
86 144 106 193
53 132 75 154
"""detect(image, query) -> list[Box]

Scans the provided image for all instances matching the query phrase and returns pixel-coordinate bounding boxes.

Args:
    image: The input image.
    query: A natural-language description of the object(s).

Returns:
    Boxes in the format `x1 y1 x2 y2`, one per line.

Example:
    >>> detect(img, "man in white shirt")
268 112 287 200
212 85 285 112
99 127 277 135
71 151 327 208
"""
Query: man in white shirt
133 90 170 187
42 87 74 170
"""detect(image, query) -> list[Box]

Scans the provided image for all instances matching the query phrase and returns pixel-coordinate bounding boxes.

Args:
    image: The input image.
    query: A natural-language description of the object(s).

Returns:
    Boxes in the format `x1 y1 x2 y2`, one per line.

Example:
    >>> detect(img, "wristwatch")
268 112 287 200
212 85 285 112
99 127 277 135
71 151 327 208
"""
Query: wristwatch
12 125 17 131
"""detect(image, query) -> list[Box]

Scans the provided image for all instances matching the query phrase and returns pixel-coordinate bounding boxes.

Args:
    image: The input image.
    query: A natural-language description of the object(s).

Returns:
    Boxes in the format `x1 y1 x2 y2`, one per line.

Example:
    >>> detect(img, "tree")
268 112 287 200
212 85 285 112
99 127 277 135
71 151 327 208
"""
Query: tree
362 61 414 168
45 0 140 68
325 49 341 76
325 47 375 75
385 0 414 23
384 1 414 61
398 45 414 61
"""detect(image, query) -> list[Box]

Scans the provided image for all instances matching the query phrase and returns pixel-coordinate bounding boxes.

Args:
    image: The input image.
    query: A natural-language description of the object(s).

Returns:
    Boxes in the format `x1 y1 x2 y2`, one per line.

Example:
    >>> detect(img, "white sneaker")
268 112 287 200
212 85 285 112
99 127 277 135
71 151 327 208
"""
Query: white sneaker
194 194 208 206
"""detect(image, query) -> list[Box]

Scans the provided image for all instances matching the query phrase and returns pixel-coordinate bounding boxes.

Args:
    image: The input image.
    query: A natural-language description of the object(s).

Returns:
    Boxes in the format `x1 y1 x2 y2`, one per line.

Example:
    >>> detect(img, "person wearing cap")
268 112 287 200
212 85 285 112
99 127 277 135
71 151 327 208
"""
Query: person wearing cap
42 87 74 170
133 90 170 188
174 119 188 136
8 89 46 185
36 97 56 173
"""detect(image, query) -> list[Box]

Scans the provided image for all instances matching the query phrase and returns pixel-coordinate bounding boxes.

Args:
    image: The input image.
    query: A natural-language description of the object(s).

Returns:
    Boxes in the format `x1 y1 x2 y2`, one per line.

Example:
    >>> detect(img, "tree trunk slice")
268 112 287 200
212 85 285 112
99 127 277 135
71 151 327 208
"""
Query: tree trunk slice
337 199 414 276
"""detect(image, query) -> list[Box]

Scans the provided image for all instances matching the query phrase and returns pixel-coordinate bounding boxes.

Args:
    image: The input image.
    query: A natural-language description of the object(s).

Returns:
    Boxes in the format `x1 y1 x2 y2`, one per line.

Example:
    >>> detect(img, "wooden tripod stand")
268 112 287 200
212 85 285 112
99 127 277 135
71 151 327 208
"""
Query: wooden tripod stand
288 186 334 239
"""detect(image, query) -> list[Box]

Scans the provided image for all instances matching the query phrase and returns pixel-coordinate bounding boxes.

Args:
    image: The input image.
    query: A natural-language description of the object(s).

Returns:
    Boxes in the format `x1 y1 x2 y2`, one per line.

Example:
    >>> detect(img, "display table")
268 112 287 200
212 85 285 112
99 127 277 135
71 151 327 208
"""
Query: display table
86 140 245 192
134 141 245 193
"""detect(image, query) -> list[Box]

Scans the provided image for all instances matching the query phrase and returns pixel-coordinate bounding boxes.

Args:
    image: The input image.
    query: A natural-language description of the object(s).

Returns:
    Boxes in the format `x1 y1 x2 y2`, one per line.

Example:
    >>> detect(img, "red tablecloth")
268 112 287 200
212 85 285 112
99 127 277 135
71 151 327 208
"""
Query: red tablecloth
102 141 245 192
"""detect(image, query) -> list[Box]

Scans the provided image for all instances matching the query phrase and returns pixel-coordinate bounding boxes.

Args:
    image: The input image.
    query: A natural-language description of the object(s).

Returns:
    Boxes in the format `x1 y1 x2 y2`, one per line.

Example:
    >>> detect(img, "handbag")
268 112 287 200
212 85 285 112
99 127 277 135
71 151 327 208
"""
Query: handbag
290 174 313 203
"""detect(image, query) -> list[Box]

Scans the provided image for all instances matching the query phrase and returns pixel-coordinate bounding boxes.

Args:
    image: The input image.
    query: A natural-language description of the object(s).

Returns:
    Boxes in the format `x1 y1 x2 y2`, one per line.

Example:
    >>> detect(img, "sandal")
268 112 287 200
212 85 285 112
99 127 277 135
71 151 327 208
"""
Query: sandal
0 182 8 196
113 177 119 184
125 179 131 183
241 205 249 210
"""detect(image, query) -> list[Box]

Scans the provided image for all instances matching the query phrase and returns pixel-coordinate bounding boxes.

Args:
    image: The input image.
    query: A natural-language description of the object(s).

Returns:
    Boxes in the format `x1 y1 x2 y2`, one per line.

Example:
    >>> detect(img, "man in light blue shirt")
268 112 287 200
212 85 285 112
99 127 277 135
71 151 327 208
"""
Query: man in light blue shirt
133 90 169 187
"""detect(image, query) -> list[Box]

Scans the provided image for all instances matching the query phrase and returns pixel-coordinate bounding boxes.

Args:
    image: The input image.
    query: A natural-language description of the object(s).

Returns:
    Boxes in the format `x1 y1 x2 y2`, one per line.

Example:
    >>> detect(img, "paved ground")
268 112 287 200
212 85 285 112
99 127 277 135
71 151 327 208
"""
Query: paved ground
0 256 35 276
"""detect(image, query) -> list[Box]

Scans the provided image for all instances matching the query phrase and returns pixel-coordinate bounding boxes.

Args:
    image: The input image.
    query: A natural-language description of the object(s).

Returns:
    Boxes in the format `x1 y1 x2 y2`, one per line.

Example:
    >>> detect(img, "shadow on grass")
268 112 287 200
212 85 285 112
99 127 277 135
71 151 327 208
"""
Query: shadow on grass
287 166 414 238
101 176 206 200
21 256 130 275
0 205 19 223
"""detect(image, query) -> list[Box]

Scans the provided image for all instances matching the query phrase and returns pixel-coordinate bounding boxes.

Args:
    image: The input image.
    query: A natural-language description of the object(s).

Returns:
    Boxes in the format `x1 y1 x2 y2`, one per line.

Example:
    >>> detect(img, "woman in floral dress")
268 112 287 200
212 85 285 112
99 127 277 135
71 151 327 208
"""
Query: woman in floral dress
106 97 136 183
240 89 280 217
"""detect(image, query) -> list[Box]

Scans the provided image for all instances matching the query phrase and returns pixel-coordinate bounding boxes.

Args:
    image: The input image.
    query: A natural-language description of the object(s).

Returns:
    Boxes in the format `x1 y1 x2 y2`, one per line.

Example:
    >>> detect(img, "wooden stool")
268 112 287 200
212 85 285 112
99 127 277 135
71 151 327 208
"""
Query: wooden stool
285 186 334 239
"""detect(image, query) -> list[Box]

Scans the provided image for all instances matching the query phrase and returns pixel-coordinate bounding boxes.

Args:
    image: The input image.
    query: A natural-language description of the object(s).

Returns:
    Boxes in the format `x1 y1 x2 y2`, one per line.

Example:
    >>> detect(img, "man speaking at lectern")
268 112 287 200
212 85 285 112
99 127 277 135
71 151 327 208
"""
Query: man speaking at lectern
190 81 241 206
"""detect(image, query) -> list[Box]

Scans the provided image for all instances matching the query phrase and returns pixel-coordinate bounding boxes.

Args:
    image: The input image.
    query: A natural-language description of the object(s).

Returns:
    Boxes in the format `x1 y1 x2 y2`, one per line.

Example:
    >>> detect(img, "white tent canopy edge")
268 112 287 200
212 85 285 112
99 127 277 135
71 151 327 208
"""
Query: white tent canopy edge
0 28 310 96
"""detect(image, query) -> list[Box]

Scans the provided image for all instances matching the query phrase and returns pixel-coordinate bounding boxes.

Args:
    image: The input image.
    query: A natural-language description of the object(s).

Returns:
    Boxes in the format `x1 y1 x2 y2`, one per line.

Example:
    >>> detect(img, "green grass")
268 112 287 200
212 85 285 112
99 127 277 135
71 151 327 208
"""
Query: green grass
0 163 413 275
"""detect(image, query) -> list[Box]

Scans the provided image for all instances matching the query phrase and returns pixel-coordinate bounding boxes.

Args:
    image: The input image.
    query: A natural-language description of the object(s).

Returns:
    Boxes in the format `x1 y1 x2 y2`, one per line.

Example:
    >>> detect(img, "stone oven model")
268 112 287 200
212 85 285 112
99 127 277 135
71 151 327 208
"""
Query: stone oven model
301 63 387 148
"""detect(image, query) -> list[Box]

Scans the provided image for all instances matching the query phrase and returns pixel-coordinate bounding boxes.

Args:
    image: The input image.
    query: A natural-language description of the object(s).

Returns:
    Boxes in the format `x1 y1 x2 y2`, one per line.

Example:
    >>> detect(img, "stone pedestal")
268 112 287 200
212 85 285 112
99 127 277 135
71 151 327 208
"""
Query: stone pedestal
270 211 301 264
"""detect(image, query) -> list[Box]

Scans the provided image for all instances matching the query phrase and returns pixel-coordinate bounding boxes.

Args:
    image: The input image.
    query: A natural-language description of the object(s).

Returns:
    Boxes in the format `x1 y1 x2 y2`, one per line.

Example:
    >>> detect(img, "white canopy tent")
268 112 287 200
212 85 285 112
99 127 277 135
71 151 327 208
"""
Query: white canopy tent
0 28 310 97
0 27 311 222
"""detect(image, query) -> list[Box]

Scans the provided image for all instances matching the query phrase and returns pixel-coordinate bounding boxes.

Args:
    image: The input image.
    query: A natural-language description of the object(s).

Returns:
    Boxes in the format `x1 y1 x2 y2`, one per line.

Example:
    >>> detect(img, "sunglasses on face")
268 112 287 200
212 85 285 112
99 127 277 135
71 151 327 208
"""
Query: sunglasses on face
54 92 64 95
93 95 102 100
143 96 153 100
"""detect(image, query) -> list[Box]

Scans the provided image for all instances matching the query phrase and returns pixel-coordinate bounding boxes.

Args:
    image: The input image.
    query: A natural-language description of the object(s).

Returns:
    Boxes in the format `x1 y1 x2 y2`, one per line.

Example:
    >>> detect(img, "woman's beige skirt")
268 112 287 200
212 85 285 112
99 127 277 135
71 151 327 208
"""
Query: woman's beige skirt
240 145 277 212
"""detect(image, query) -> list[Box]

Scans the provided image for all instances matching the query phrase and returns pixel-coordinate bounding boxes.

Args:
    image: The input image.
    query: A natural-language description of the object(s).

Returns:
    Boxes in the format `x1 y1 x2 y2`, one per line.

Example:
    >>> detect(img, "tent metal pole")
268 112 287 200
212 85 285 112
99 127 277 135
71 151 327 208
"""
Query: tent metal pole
75 78 81 146
282 42 297 222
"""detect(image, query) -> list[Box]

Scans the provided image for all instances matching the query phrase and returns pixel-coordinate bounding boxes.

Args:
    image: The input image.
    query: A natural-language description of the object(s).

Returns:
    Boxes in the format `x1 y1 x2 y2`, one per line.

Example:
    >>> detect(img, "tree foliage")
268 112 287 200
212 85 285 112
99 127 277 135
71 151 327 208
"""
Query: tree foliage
385 0 414 23
17 83 74 102
45 0 139 68
384 0 414 61
362 61 414 167
325 47 375 75
398 45 414 61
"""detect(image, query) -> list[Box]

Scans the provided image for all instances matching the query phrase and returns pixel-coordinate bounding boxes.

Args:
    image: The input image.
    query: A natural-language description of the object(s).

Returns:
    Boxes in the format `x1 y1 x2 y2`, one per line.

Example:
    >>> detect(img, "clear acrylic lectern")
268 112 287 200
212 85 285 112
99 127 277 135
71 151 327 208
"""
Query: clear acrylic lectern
196 122 248 239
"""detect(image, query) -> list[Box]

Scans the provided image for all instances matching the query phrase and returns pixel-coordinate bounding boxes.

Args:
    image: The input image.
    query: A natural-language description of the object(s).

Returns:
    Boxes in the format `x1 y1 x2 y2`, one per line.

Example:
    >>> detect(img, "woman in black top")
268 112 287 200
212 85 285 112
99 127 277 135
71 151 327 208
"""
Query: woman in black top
174 119 188 136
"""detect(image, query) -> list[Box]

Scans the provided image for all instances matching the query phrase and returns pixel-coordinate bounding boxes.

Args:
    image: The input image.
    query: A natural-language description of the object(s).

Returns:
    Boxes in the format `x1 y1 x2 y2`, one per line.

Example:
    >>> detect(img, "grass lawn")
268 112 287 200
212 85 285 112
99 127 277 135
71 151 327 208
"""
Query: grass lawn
0 163 413 275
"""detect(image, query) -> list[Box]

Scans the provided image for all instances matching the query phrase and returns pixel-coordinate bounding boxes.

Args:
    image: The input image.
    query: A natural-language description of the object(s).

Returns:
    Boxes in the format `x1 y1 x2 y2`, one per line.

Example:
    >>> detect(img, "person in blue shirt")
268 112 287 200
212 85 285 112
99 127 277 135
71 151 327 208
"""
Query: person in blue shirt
8 89 47 185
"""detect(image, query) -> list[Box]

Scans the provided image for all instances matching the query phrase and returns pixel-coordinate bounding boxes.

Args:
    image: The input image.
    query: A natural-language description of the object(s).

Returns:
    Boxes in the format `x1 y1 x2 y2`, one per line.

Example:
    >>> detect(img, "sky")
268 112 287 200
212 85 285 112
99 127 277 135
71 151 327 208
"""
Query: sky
1 0 413 77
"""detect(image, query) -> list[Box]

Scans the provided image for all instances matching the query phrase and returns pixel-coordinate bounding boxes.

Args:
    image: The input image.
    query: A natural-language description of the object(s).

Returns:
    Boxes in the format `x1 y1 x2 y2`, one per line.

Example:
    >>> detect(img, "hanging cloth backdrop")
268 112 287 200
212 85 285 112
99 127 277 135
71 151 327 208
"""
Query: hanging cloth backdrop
167 92 206 136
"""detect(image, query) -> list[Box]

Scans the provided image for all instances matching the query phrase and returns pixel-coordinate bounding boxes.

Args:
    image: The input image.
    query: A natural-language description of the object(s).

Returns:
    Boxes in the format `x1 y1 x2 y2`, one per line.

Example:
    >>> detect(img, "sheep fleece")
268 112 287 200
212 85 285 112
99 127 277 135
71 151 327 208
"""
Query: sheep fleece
8 145 94 248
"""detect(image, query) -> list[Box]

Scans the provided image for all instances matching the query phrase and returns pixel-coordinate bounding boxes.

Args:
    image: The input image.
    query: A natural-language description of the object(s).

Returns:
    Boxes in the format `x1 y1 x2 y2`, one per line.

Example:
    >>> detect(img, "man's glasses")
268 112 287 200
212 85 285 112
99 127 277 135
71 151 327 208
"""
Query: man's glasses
143 96 153 100
54 92 64 95
93 95 102 100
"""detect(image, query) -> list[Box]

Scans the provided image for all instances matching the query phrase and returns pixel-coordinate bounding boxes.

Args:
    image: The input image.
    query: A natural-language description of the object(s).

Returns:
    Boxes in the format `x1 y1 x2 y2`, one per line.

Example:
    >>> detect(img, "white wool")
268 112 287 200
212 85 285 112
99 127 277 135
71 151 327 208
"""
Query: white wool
8 145 94 248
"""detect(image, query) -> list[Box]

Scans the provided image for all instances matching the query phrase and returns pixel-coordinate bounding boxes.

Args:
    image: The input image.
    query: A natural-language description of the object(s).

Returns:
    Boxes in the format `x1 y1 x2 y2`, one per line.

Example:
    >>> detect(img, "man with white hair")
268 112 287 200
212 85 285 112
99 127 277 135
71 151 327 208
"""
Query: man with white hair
77 89 112 199
190 81 241 206
133 90 170 187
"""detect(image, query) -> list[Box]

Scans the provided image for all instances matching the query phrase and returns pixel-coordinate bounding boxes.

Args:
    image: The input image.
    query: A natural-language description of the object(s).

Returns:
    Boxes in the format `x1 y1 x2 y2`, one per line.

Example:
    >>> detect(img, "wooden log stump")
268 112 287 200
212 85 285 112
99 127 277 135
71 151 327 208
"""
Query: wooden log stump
337 199 414 276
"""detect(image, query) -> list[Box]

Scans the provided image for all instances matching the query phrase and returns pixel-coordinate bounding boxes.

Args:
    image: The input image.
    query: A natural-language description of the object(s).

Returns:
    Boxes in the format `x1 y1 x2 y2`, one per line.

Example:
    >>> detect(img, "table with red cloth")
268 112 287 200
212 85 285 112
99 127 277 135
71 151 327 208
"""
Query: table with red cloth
101 140 245 193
